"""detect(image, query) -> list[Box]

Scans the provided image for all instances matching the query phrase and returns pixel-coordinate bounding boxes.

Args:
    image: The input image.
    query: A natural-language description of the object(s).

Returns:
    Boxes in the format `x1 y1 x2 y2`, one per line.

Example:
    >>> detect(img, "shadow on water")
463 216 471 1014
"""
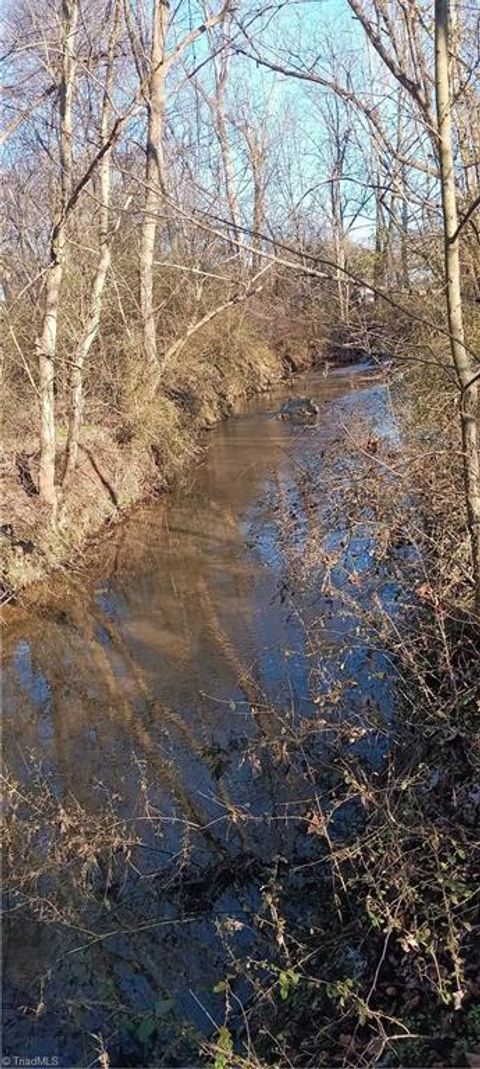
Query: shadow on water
2 366 413 1066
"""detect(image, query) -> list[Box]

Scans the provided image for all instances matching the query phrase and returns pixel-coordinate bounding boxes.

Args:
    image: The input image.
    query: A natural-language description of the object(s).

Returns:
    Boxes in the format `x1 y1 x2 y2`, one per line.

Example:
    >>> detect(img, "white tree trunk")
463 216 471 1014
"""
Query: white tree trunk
37 255 63 508
36 0 78 508
62 3 121 489
61 247 111 489
331 164 348 321
210 31 241 247
137 0 232 386
139 0 169 373
435 0 480 610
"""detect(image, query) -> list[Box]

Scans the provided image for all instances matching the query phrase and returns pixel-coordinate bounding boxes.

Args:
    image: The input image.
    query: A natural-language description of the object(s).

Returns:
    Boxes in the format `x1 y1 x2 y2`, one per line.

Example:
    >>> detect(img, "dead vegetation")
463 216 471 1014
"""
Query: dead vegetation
2 0 480 1064
2 358 480 1068
1 280 324 599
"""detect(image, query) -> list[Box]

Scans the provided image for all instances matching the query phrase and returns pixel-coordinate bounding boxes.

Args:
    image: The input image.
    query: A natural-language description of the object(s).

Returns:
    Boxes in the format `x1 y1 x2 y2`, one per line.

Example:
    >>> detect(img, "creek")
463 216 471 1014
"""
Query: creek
2 364 407 1067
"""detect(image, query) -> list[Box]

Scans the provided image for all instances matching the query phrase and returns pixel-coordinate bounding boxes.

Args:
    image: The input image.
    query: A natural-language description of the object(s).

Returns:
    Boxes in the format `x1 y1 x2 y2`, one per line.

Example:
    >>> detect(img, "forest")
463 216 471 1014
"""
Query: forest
2 0 480 1066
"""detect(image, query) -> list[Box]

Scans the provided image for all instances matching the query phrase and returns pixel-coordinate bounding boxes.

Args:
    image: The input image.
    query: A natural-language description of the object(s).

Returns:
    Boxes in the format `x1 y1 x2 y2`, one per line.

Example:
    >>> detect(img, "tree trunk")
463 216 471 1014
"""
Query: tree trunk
135 0 230 387
435 0 480 610
37 252 63 507
61 247 111 489
139 0 169 373
243 123 267 275
331 164 348 322
211 36 241 248
36 0 78 508
373 183 388 301
62 2 120 489
399 171 409 289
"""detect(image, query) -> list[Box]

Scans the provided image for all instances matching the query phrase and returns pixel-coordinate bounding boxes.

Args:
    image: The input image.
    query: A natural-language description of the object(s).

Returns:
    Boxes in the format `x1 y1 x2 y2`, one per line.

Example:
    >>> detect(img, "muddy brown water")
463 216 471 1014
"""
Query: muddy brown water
2 365 408 1067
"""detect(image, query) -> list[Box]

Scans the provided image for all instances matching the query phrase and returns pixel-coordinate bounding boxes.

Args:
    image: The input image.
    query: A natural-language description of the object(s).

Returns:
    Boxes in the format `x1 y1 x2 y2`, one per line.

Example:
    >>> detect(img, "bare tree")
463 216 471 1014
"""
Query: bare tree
238 107 270 274
61 0 123 489
36 0 78 509
139 0 170 374
204 14 241 246
136 0 233 379
435 0 480 608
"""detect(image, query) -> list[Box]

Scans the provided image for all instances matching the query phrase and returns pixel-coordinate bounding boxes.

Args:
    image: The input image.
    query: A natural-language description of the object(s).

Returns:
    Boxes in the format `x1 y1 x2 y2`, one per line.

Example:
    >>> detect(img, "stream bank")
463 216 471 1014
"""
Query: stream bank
1 340 317 601
3 363 479 1068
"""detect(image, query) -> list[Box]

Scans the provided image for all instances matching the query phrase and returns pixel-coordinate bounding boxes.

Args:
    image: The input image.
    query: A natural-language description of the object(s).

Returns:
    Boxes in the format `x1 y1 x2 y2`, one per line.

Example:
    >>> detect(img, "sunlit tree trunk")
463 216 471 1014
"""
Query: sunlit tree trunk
373 179 388 300
210 31 241 248
330 158 349 322
136 0 231 388
450 0 479 201
62 3 121 489
242 120 268 274
435 0 480 609
36 0 78 509
139 0 170 373
399 166 409 289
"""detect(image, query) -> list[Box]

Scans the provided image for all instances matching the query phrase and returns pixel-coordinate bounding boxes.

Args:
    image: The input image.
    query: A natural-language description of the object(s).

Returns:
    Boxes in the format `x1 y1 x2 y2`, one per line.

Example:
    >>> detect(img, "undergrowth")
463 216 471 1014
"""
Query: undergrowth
2 328 480 1069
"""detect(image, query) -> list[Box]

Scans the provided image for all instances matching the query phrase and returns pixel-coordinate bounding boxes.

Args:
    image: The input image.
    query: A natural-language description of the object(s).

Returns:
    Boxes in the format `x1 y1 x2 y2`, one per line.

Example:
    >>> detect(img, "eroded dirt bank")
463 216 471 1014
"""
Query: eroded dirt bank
1 343 316 599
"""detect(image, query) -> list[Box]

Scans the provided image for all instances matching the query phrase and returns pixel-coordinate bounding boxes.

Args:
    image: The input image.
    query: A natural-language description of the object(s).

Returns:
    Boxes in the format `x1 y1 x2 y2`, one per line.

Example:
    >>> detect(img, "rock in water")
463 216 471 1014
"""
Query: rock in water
279 397 319 422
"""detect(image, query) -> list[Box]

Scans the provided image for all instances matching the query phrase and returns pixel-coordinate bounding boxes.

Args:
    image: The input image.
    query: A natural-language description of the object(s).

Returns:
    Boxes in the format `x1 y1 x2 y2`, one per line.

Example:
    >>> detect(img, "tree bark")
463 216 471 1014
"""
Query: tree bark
331 166 348 321
36 0 78 508
137 0 232 385
373 179 388 300
62 3 121 489
139 0 170 373
242 122 268 275
210 32 241 248
435 0 480 610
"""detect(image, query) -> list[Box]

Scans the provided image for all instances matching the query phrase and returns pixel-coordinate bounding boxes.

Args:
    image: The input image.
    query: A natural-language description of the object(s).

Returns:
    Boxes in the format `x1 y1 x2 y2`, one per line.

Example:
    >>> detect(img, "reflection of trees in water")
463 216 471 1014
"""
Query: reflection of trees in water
6 595 253 852
3 577 319 1066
